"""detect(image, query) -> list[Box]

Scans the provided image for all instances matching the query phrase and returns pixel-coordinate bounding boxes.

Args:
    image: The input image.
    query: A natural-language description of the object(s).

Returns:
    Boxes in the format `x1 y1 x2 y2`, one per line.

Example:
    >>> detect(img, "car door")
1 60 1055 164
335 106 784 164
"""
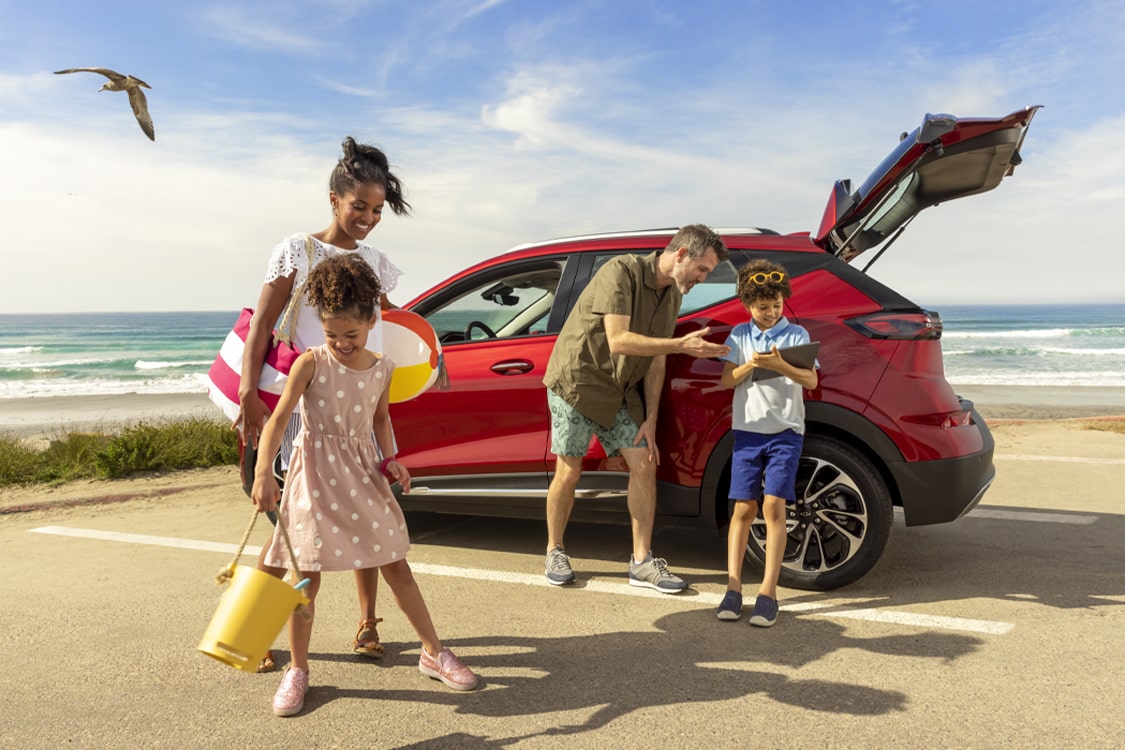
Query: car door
391 255 571 490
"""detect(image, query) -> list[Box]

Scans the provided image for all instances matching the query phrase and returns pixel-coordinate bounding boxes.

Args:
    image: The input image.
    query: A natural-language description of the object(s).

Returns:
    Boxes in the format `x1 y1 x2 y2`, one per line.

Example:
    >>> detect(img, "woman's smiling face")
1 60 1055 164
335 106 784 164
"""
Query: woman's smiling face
330 182 387 245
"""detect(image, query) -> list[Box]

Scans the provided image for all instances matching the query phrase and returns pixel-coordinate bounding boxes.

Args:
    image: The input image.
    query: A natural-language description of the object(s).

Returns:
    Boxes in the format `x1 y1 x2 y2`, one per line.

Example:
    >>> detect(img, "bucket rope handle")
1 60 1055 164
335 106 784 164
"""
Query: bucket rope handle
214 507 305 588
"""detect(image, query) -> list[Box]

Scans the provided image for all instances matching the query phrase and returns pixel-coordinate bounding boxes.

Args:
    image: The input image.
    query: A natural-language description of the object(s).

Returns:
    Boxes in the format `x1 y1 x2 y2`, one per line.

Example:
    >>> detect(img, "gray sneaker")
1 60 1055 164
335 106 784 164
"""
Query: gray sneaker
545 545 576 585
628 554 687 593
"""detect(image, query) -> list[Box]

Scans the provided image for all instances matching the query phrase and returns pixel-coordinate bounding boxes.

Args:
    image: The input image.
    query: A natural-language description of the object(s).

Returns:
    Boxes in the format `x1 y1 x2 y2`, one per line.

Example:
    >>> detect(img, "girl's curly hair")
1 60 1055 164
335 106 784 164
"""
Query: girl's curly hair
330 136 411 215
306 254 382 321
736 259 792 307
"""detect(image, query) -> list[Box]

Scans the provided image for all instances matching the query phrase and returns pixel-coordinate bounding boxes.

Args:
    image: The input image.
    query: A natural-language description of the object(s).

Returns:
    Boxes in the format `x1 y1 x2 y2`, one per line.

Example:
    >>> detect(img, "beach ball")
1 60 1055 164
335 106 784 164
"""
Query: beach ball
383 309 442 403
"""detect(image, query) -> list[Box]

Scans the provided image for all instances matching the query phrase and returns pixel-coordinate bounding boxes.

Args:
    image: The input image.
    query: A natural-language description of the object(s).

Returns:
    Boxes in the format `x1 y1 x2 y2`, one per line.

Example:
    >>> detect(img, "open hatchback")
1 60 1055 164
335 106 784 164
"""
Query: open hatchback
815 106 1041 263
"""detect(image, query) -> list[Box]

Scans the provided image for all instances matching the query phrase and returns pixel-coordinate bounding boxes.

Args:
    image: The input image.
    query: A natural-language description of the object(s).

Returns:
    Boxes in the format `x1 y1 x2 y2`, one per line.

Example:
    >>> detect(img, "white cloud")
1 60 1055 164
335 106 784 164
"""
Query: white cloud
200 6 319 52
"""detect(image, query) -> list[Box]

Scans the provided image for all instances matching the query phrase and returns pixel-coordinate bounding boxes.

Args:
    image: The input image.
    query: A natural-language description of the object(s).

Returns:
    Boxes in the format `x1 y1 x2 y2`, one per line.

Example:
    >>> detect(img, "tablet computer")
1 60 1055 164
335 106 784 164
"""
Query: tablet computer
749 341 820 382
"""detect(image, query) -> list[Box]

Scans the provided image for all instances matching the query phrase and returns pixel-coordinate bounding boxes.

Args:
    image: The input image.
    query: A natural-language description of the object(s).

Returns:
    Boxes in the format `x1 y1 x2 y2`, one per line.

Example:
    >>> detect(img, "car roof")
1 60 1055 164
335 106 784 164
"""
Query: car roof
505 226 781 254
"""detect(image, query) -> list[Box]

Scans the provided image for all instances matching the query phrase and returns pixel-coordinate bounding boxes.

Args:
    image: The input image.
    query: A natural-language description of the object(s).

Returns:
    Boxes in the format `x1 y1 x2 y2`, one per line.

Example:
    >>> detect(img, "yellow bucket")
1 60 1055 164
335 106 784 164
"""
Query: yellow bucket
198 565 309 672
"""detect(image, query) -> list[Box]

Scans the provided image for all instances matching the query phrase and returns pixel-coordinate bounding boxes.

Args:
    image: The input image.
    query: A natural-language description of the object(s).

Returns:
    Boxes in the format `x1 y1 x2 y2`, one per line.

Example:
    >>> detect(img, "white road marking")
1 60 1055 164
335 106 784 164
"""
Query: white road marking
827 608 1013 635
30 525 257 554
30 524 1015 636
969 509 1097 525
995 453 1125 465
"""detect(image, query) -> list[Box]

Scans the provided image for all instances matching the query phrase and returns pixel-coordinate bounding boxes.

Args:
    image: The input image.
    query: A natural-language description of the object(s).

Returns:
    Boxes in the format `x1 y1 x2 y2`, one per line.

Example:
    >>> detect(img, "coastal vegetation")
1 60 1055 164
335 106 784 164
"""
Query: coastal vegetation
0 418 237 487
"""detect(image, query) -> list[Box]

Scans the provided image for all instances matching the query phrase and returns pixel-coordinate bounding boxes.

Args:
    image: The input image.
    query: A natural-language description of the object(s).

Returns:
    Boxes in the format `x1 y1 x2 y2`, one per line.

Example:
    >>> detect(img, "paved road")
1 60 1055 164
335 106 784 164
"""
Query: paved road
1 428 1124 749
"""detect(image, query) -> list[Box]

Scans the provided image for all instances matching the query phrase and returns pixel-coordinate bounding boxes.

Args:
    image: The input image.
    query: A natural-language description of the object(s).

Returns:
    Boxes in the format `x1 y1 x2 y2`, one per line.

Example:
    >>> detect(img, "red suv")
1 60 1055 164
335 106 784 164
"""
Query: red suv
391 107 1040 590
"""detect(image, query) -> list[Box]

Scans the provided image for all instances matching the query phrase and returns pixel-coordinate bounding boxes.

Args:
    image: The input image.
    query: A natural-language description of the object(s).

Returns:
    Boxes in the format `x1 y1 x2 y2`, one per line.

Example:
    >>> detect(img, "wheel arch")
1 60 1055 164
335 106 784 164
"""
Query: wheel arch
700 402 907 529
804 402 904 509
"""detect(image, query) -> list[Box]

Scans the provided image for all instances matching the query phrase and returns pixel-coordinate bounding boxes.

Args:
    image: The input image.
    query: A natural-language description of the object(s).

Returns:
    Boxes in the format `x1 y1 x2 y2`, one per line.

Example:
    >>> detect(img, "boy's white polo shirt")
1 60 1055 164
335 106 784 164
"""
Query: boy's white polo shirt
721 316 813 435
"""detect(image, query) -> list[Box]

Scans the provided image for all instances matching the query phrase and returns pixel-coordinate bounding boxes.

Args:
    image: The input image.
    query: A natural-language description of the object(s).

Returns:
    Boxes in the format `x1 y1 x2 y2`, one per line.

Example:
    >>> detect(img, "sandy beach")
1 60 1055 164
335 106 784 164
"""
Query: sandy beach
0 392 220 439
1 386 1124 440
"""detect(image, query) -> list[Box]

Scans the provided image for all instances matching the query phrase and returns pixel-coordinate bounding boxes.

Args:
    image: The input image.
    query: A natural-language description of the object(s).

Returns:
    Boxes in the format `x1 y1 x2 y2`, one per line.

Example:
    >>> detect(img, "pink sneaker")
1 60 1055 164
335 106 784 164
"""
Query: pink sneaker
272 667 309 717
418 647 478 691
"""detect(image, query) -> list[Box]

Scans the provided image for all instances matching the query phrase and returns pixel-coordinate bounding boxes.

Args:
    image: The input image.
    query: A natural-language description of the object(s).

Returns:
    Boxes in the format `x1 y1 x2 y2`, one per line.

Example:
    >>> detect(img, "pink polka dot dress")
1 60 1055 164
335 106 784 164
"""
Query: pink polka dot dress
263 345 409 573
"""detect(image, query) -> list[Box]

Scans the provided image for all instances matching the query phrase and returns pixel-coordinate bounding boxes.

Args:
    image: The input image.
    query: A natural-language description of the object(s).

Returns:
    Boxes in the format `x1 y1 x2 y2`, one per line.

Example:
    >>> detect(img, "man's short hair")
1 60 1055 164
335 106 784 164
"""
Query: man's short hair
664 224 729 262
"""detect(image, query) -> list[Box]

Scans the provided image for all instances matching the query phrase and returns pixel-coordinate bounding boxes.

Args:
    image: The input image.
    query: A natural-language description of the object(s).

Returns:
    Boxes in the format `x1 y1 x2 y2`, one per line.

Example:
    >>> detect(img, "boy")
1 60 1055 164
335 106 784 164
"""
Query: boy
717 260 818 626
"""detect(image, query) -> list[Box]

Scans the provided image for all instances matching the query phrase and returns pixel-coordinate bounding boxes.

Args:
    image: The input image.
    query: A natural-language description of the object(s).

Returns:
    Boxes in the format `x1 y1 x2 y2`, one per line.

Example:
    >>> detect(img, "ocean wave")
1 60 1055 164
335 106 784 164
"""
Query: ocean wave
944 346 1125 357
943 328 1073 339
943 326 1125 339
1039 346 1125 356
0 346 43 355
134 359 214 370
0 373 210 399
0 356 122 369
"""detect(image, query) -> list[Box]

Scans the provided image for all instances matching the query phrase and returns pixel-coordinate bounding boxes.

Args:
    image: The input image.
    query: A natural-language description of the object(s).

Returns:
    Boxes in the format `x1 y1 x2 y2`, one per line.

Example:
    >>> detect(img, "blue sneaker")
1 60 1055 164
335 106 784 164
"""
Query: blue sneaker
749 594 779 627
716 590 743 621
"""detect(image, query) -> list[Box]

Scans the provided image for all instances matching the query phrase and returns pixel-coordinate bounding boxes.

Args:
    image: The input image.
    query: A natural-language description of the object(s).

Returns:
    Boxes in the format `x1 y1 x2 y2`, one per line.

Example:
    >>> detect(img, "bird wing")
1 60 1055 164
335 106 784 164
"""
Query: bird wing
54 67 127 84
127 87 156 141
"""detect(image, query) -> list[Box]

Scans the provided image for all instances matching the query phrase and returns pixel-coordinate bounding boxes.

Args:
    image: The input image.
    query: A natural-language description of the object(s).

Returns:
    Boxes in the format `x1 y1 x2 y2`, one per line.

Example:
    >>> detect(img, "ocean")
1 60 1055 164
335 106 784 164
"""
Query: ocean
0 305 1123 399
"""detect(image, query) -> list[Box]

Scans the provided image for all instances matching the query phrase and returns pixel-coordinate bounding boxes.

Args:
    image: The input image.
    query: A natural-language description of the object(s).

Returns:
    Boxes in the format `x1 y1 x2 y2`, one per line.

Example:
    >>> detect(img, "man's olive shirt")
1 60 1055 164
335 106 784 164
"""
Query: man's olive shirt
543 250 681 428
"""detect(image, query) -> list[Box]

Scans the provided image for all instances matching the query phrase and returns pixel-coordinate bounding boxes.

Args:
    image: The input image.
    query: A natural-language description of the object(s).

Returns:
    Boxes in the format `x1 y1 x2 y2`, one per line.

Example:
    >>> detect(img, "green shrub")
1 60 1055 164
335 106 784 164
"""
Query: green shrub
0 436 43 485
38 433 113 483
0 418 238 487
1084 420 1125 435
96 419 239 478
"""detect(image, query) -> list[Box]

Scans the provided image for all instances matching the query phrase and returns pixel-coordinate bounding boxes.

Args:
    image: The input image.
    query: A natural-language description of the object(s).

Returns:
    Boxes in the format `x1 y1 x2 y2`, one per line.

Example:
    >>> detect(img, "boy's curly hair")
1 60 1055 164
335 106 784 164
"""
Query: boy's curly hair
736 259 792 307
306 253 382 321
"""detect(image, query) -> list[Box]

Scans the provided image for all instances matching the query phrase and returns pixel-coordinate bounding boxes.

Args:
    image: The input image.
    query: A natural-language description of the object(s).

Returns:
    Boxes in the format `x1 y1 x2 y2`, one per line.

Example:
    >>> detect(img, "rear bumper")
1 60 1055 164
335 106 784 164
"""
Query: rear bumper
890 411 996 526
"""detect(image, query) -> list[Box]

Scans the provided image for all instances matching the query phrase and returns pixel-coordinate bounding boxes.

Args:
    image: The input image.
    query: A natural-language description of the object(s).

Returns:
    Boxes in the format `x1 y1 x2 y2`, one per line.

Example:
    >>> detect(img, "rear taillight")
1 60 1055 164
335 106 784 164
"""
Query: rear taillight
845 310 942 340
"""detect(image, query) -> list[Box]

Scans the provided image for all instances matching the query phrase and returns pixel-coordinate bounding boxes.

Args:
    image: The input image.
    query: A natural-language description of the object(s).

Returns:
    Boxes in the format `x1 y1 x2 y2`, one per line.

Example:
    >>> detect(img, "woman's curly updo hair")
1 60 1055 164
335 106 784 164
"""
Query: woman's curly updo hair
737 259 792 307
306 254 382 322
330 136 412 215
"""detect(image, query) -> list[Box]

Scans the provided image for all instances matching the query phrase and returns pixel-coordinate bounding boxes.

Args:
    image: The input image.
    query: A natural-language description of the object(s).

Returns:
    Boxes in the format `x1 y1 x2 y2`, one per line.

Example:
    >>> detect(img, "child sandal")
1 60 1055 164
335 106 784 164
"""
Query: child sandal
257 649 277 673
353 618 384 658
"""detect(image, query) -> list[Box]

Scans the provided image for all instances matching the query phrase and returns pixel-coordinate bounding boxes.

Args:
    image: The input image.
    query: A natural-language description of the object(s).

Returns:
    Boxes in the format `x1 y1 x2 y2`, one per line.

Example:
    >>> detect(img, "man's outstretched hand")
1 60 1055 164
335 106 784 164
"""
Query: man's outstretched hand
677 327 730 358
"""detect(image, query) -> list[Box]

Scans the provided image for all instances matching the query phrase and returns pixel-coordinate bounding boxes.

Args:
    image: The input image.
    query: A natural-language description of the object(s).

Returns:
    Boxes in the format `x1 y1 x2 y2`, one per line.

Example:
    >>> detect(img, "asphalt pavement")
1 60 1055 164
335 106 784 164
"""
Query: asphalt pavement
1 424 1123 748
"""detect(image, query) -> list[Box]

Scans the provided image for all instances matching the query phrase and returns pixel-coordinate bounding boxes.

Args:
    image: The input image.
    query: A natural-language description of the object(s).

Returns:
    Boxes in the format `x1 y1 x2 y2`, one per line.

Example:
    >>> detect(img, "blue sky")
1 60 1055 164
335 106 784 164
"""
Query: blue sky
1 0 1122 313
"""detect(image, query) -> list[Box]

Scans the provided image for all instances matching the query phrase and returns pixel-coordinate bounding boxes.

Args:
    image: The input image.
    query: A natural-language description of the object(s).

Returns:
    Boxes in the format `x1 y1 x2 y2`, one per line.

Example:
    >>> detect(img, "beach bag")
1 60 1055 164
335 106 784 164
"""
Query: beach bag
206 235 314 424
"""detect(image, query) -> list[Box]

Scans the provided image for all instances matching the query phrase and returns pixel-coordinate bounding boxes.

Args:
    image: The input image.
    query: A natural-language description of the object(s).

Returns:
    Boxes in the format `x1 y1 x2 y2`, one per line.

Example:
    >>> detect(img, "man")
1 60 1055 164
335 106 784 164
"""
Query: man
542 224 731 592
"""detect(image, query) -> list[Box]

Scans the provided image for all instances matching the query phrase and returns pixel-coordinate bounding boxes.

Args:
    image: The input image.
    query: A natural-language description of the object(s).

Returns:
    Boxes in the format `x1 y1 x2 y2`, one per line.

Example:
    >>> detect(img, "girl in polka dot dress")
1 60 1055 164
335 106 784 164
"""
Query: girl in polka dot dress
251 253 478 717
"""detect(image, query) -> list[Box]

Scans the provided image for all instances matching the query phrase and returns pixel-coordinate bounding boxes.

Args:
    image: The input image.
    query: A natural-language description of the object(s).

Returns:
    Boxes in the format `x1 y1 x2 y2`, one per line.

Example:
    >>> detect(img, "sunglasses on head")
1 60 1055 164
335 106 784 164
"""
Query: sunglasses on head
747 271 786 284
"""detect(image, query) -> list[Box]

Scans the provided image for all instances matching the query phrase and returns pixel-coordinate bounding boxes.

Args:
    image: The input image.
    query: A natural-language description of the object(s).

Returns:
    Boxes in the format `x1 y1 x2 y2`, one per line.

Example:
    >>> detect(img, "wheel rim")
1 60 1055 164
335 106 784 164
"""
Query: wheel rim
749 454 869 575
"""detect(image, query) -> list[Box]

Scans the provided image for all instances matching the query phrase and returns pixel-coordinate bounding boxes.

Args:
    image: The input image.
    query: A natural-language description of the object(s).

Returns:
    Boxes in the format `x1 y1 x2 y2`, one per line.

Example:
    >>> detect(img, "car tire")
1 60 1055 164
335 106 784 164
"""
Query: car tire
738 434 893 591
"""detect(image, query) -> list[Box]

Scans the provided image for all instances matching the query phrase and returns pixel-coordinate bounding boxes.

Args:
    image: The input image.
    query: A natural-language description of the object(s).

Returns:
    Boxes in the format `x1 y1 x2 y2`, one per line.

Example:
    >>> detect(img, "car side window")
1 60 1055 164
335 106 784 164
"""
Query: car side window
422 260 564 344
590 252 738 317
680 258 737 315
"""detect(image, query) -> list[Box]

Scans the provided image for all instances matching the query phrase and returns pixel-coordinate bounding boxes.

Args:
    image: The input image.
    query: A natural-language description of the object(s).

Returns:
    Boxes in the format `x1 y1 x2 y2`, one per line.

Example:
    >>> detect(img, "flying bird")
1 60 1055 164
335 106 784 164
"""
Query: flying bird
54 67 155 141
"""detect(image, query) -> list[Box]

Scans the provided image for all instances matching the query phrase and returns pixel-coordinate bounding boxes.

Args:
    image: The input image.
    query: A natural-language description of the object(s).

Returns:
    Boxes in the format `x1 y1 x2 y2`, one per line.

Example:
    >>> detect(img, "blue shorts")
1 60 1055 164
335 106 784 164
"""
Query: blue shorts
729 429 804 503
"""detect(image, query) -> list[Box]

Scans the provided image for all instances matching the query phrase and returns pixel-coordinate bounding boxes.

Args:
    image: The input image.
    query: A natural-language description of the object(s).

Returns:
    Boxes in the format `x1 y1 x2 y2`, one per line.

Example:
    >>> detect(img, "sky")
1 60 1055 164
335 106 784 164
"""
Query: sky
1 0 1123 313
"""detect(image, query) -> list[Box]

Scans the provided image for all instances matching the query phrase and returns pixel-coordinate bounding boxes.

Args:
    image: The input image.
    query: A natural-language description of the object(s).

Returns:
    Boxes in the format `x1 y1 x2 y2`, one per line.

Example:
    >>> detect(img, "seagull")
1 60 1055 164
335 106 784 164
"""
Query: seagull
54 67 155 141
